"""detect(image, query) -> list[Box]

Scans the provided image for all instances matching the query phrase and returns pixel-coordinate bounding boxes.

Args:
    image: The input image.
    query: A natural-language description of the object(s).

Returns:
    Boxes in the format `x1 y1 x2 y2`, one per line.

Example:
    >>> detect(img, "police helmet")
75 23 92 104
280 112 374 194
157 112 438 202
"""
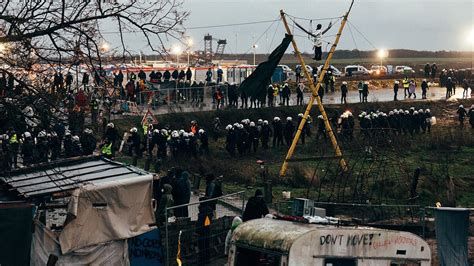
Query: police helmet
425 109 430 113
263 120 269 125
298 113 304 117
250 122 256 127
183 132 189 138
189 132 194 137
257 119 263 124
459 105 464 108
286 117 292 121
24 132 32 138
226 125 233 130
274 117 280 121
72 135 80 141
199 129 205 134
342 81 347 85
107 123 114 128
130 127 138 133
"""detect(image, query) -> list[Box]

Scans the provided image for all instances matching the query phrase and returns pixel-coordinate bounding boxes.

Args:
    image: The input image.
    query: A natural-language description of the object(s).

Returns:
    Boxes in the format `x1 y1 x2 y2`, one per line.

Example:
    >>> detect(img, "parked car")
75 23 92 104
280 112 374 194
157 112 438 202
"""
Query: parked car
369 65 388 76
278 64 293 73
344 65 370 76
317 65 343 77
395 65 415 74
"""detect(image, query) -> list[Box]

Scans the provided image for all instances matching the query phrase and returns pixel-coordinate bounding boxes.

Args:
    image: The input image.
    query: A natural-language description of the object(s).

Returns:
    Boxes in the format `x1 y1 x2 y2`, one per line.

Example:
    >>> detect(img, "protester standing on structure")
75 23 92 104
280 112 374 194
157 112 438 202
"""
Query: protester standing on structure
310 22 332 61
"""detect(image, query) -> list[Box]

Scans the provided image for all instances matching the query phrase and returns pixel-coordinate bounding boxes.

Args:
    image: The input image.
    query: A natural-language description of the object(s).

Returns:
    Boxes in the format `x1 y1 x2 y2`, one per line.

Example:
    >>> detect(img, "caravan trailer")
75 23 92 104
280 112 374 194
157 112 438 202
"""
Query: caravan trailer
228 218 431 266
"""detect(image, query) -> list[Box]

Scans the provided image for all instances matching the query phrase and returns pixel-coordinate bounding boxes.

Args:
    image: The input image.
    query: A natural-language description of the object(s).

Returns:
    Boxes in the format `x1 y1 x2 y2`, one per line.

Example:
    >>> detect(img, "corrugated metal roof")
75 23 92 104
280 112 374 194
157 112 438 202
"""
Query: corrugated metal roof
0 156 149 198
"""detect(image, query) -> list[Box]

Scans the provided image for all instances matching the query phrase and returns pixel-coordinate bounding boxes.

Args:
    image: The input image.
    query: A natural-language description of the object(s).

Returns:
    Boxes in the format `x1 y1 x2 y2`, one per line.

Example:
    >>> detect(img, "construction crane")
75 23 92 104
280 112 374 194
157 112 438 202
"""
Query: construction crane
203 34 227 63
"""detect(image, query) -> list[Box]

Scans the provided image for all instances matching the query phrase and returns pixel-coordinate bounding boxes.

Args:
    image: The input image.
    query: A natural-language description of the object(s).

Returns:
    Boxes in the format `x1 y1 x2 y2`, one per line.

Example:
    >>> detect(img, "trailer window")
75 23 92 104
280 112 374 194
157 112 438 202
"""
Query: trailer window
390 261 421 266
324 258 356 266
235 247 282 266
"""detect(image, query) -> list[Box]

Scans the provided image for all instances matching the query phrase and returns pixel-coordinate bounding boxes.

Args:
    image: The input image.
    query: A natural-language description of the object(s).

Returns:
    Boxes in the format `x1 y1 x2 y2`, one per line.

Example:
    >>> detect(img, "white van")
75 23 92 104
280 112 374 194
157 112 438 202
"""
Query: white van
344 65 370 76
317 65 343 77
228 218 431 266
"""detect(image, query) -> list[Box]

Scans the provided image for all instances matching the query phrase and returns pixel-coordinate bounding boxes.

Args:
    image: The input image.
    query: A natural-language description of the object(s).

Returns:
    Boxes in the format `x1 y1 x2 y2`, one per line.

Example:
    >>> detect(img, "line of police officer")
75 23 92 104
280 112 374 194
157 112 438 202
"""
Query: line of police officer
0 127 97 170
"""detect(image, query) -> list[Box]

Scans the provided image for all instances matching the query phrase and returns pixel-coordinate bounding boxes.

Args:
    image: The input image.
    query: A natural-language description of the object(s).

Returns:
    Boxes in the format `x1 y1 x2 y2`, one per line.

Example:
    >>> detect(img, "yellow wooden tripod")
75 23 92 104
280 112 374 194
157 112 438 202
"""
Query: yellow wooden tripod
279 2 354 177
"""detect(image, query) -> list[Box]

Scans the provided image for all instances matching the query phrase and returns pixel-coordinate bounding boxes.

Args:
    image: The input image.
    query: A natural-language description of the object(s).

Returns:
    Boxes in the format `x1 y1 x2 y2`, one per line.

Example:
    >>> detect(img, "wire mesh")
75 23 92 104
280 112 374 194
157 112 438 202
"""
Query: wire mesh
164 191 245 266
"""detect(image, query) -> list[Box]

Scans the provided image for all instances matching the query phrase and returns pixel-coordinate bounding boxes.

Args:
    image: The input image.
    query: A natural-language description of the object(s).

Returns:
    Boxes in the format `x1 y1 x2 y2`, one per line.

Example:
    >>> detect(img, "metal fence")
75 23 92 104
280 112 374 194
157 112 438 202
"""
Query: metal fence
116 84 229 112
164 191 245 266
270 201 428 237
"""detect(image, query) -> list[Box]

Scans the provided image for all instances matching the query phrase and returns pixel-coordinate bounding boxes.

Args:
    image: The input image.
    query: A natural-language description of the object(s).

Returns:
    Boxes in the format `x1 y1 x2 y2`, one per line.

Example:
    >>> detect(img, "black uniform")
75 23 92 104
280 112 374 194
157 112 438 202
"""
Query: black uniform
284 120 295 146
81 133 97 155
199 131 209 155
341 84 348 104
272 120 283 147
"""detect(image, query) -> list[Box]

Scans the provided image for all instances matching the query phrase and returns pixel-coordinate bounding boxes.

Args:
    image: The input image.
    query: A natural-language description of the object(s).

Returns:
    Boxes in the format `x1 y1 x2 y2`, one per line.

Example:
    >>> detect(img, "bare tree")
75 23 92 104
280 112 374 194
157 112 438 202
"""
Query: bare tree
0 0 188 131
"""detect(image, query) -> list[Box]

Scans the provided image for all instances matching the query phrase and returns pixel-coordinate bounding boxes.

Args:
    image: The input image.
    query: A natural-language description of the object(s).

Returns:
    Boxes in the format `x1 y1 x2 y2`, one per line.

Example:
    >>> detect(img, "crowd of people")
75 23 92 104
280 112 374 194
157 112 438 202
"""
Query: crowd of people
2 103 474 171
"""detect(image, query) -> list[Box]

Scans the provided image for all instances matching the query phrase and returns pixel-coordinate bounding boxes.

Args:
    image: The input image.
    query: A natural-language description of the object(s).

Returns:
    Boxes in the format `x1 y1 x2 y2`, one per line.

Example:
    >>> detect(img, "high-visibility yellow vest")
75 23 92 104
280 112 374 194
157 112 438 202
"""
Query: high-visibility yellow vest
9 134 18 144
143 124 148 135
101 143 112 155
403 79 409 88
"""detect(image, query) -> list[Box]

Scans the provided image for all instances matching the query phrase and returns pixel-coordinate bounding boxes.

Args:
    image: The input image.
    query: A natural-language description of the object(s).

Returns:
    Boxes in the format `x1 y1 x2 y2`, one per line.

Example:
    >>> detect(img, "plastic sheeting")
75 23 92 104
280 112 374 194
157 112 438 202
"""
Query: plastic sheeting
59 174 155 254
31 222 129 265
434 207 470 266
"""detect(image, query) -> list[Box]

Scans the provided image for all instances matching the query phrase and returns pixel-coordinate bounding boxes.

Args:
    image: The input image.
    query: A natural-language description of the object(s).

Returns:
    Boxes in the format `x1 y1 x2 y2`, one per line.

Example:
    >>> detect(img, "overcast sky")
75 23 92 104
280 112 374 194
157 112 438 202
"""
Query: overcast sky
105 0 474 54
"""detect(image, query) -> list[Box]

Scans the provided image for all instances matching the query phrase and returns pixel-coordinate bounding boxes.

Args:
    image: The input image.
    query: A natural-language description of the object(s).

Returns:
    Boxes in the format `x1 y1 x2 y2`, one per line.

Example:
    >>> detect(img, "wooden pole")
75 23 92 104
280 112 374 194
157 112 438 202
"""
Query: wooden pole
279 3 354 177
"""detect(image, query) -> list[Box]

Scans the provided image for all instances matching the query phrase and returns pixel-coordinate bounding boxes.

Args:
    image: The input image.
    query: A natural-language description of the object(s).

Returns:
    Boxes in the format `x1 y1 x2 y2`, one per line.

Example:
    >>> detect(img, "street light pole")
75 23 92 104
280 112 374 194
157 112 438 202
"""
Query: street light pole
252 44 258 65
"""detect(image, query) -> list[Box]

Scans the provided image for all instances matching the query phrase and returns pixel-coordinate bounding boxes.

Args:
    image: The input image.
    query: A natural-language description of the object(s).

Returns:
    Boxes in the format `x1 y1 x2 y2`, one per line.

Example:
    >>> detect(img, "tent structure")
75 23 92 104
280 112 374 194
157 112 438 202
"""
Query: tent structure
0 156 157 265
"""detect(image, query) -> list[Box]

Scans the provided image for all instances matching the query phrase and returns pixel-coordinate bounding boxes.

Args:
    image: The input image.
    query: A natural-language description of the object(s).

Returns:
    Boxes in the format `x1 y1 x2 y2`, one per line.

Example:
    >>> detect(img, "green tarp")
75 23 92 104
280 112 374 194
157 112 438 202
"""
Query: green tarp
434 207 470 266
239 34 293 101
